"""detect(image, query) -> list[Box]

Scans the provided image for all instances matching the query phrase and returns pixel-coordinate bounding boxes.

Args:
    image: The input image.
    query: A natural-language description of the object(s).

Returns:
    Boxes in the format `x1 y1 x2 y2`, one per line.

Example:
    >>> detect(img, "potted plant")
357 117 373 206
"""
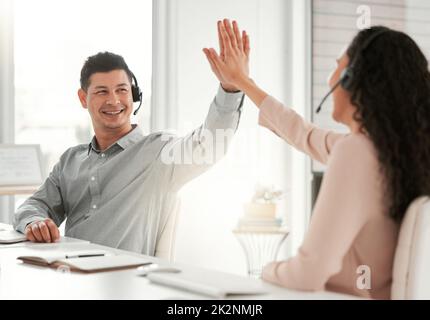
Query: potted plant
244 185 284 219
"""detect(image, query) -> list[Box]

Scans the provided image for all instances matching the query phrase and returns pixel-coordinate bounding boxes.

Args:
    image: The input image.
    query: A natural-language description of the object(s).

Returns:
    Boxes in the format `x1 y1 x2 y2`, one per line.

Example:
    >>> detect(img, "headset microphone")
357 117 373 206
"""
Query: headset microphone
315 68 353 114
315 79 342 114
315 28 388 114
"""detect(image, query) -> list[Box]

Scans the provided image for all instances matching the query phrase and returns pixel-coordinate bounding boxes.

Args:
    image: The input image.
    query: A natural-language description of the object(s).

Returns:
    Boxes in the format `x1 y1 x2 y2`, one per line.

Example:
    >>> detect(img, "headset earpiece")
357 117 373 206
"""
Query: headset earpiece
340 67 354 91
131 73 142 103
132 85 142 103
131 72 143 115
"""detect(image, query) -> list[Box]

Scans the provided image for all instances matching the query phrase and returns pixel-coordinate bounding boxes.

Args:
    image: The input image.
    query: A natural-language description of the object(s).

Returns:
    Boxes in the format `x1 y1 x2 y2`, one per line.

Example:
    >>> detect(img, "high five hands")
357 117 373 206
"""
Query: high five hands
203 19 250 93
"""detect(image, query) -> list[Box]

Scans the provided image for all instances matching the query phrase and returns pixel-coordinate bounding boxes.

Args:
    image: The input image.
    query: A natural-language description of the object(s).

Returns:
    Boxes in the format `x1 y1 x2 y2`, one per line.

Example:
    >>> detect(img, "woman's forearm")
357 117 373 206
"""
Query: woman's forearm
237 76 269 108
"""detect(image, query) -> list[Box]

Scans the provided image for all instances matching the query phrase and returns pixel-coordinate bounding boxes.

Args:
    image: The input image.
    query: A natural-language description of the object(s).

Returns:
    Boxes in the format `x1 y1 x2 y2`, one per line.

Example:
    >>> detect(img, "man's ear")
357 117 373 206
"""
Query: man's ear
78 89 88 109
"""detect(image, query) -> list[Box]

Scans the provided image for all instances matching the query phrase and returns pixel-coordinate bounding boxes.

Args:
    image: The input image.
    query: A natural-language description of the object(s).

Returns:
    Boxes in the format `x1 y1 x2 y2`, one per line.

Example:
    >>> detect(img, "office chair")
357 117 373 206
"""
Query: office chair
154 198 181 262
391 196 430 299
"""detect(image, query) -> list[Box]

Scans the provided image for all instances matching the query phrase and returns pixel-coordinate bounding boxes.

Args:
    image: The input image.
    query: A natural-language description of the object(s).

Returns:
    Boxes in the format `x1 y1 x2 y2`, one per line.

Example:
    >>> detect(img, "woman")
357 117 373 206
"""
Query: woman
203 20 430 299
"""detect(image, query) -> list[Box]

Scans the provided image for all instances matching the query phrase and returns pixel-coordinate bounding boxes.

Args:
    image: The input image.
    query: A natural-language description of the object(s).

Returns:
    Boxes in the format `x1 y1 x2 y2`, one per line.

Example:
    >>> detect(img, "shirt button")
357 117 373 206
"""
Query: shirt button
91 176 95 181
92 205 97 209
101 153 106 158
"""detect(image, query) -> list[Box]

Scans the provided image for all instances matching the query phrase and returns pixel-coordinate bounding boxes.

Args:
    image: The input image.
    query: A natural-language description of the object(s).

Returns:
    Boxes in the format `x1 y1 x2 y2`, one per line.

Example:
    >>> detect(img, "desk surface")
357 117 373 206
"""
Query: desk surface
0 240 360 300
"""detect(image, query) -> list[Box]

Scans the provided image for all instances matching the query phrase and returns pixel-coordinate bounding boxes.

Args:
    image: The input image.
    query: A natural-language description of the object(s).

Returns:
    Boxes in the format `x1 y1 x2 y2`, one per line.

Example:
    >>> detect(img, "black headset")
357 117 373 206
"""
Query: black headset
131 72 143 116
315 29 389 114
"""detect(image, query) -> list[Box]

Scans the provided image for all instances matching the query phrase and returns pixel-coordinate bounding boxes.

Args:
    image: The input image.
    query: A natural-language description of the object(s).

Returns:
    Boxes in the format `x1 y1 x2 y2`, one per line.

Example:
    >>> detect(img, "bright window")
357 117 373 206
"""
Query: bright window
14 0 153 176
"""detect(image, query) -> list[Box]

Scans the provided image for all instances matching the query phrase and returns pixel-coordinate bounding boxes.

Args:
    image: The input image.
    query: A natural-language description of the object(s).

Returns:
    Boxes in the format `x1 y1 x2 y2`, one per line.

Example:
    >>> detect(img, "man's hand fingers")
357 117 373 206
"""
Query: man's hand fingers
25 219 59 243
243 31 251 57
38 221 52 243
31 223 44 242
203 49 222 78
232 21 243 51
204 49 220 75
209 48 223 70
45 219 60 242
25 226 36 242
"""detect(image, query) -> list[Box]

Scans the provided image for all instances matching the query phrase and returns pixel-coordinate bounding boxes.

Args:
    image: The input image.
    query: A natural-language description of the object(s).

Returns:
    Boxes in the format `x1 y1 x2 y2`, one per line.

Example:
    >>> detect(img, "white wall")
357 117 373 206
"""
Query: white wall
152 0 310 275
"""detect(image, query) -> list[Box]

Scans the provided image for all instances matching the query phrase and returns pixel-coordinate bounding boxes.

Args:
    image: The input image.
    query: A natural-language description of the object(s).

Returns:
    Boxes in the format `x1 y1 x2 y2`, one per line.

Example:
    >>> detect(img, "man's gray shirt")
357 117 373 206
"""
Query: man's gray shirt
14 86 244 255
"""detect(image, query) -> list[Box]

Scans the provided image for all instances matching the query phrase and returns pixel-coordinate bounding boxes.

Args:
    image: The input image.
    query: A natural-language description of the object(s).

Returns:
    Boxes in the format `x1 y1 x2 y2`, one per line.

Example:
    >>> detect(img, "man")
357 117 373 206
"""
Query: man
14 36 247 254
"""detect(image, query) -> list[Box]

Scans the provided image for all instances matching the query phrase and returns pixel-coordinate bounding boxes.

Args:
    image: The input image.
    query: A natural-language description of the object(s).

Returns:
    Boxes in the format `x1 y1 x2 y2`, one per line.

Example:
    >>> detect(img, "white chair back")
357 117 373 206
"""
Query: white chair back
391 196 430 299
154 198 181 262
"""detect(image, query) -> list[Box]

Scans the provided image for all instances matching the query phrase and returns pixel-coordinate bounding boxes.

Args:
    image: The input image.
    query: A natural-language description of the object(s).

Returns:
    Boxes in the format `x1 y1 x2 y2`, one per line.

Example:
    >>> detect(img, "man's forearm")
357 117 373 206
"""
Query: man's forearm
13 200 51 233
13 185 65 233
158 85 244 191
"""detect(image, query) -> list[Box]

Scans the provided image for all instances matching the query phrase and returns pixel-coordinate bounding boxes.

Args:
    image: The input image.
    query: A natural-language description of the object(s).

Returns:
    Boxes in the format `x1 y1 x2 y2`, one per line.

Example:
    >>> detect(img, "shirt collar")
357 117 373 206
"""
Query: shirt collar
116 124 144 150
87 124 144 155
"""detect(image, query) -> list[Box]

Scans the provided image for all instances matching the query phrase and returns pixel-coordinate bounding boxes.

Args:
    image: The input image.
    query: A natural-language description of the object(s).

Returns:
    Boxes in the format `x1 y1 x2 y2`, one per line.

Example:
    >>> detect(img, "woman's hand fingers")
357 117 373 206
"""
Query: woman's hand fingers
223 19 238 51
217 21 225 60
232 21 243 51
219 21 234 58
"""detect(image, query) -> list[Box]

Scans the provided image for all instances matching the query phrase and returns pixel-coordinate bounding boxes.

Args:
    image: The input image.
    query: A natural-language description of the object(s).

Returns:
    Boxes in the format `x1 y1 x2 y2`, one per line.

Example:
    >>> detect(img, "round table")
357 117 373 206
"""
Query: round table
233 227 289 278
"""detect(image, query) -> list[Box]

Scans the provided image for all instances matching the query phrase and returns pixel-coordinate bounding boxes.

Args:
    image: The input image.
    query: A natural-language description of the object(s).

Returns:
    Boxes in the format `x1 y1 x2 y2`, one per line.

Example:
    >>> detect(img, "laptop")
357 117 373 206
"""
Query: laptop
0 230 27 244
146 267 268 299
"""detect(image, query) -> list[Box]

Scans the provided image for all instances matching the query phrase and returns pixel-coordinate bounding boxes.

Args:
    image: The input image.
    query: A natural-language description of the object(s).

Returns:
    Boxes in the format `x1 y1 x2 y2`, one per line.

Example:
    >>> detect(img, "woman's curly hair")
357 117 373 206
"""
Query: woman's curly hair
346 26 430 223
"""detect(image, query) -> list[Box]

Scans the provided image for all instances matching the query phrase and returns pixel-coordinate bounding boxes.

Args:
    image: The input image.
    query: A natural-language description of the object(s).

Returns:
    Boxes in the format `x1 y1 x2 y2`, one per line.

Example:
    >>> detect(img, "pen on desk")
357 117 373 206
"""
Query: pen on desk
65 253 106 259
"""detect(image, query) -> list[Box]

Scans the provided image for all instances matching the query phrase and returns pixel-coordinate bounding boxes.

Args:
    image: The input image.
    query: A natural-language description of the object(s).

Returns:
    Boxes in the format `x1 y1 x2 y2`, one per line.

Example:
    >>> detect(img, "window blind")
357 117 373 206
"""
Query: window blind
311 0 430 172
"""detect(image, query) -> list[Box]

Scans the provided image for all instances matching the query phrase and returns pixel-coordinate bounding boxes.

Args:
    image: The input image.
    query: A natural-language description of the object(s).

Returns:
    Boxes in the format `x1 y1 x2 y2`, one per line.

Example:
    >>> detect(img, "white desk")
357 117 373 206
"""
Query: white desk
0 185 39 196
0 239 360 300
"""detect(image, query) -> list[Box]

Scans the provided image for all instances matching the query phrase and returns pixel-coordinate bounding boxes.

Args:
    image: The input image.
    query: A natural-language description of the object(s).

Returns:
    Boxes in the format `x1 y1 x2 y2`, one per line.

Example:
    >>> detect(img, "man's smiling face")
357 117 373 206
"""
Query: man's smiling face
78 69 134 132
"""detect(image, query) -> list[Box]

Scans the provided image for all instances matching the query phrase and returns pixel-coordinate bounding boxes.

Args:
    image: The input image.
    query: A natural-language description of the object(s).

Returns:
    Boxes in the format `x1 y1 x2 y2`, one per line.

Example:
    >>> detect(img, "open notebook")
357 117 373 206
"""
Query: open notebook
0 230 90 247
17 250 152 273
147 268 268 299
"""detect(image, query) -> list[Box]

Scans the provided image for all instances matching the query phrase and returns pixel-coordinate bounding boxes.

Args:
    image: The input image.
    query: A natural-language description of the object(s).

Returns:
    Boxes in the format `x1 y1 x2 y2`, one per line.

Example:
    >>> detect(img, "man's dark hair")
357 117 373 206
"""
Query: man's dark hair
80 52 133 91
